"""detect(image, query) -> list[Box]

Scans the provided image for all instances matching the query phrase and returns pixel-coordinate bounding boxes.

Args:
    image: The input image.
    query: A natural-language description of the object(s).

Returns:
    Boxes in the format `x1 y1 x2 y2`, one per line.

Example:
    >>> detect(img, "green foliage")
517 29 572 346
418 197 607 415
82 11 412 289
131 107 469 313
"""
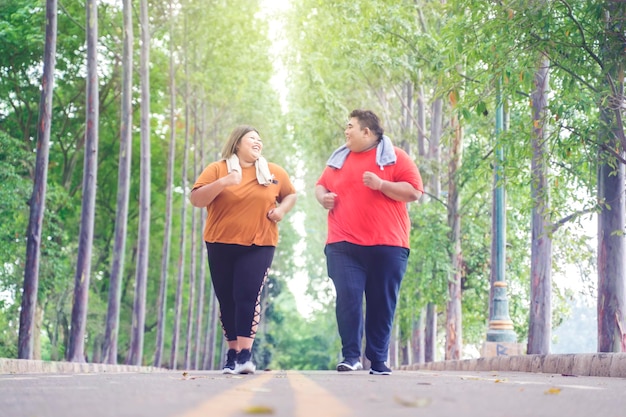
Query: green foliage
261 290 340 371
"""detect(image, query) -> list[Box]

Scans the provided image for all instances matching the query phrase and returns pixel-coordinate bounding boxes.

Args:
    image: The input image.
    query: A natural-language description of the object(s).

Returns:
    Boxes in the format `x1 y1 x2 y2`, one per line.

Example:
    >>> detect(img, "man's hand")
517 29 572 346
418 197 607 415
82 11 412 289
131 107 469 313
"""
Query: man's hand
363 171 383 191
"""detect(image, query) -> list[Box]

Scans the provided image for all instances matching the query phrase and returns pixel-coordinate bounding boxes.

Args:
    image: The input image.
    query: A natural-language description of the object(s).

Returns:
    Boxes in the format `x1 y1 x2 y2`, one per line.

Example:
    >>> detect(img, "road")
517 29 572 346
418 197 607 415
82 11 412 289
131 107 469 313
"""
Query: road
1 368 625 417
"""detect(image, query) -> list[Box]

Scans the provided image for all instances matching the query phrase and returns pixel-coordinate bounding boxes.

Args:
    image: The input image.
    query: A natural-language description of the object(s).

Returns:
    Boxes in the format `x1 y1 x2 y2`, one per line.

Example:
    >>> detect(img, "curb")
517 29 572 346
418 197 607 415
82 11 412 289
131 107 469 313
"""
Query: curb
3 354 626 377
399 353 626 378
0 358 169 374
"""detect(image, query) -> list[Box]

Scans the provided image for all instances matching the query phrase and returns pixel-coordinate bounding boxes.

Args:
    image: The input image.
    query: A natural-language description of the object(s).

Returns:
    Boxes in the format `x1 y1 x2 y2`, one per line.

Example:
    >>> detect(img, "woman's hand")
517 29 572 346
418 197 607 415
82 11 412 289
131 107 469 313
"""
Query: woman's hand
267 193 297 222
222 170 242 187
267 208 281 223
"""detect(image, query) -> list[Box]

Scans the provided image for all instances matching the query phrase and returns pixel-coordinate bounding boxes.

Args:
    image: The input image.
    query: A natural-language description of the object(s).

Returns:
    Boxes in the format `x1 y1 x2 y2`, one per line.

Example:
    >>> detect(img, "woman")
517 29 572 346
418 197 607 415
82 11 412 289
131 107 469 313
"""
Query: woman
190 125 297 374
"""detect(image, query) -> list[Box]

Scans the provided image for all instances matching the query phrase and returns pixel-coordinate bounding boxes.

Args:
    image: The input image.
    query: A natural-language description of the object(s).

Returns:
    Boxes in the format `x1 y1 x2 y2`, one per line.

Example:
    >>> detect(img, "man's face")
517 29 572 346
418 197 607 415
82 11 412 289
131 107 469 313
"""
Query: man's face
344 117 372 152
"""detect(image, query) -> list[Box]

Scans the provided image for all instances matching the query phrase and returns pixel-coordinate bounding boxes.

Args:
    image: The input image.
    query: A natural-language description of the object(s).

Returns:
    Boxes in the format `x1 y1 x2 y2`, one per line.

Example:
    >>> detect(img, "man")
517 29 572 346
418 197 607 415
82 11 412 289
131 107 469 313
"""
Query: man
315 109 423 375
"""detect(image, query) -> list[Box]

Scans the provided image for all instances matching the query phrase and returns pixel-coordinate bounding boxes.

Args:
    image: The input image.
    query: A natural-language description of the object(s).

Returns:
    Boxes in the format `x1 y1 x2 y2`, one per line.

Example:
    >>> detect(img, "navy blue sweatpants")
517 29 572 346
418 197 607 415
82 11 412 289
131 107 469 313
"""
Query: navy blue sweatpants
325 241 409 363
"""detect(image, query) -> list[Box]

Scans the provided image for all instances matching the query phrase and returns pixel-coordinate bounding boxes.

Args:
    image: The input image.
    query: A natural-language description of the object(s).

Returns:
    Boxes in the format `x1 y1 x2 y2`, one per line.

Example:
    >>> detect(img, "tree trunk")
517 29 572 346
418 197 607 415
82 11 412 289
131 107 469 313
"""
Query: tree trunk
416 75 426 158
91 333 103 363
33 304 44 360
425 303 437 362
18 0 57 360
102 0 133 365
154 0 177 369
170 66 191 371
127 0 151 366
194 103 207 369
597 2 626 354
203 293 218 370
597 106 626 352
197 224 208 369
445 113 463 360
184 102 197 370
597 136 626 352
423 96 443 361
411 308 425 364
528 55 552 355
68 0 99 362
429 97 442 196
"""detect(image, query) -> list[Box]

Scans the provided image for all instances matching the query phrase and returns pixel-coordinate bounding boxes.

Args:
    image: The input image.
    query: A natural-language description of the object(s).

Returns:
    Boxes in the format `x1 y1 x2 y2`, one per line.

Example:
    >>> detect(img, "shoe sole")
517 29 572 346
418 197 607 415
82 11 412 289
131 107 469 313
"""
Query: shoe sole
222 368 236 375
337 364 363 372
235 362 256 374
369 369 391 375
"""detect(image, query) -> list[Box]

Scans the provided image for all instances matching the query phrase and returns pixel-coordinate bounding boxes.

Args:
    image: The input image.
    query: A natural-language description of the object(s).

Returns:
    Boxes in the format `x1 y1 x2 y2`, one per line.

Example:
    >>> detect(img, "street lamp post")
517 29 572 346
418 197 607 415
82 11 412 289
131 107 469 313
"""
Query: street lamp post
486 79 517 345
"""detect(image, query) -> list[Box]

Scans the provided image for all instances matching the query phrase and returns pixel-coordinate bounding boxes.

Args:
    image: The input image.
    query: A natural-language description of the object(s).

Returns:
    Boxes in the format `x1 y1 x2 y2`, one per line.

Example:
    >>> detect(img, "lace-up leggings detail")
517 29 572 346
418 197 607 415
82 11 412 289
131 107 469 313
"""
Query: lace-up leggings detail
206 242 274 341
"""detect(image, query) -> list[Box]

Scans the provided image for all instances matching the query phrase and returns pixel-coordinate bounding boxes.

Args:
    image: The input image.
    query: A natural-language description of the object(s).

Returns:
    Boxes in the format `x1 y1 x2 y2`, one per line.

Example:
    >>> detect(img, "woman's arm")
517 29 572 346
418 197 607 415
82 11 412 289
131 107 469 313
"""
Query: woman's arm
189 170 241 207
268 193 297 222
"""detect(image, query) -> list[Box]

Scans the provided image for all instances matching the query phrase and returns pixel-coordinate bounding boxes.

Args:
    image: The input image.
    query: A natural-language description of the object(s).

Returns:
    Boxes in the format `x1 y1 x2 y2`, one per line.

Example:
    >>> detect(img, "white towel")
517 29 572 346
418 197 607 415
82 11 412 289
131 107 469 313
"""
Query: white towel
225 154 273 186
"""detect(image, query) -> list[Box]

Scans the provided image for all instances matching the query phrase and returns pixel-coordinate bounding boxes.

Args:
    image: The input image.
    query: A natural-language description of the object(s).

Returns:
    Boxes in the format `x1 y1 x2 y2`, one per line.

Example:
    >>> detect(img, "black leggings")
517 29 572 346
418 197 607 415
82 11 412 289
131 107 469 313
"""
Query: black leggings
206 242 275 341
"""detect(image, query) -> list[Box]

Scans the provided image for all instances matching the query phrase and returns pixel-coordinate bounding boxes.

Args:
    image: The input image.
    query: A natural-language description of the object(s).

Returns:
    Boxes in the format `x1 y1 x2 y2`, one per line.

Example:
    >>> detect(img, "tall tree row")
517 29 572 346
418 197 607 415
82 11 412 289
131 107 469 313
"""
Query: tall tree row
4 0 295 366
284 0 626 361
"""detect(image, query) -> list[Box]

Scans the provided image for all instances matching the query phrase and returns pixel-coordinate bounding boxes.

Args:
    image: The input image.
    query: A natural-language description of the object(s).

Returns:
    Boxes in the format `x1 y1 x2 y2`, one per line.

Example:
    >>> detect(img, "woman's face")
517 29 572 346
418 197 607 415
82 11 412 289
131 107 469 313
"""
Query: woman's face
236 130 263 165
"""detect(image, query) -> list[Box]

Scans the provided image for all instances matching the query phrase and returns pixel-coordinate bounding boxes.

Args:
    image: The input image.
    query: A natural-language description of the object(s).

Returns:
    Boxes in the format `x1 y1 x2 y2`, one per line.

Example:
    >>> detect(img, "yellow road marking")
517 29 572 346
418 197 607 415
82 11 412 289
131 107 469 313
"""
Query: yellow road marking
287 371 351 417
178 371 351 417
177 372 274 417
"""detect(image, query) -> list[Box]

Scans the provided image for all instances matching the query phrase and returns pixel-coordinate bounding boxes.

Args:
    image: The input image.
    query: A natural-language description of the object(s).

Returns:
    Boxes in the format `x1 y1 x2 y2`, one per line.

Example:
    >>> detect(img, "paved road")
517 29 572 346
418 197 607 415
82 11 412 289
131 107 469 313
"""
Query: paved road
1 368 625 417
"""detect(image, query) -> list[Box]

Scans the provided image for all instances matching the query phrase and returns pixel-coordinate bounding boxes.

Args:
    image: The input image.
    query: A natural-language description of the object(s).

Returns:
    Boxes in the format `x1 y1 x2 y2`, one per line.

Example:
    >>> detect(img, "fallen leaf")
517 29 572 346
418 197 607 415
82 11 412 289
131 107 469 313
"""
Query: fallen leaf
393 395 432 408
243 405 275 414
544 387 562 395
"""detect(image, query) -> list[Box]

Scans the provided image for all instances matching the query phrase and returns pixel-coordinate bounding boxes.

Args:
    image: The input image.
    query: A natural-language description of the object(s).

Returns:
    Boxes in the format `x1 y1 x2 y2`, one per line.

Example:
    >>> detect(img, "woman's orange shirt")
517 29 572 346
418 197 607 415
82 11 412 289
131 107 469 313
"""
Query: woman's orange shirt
192 160 296 247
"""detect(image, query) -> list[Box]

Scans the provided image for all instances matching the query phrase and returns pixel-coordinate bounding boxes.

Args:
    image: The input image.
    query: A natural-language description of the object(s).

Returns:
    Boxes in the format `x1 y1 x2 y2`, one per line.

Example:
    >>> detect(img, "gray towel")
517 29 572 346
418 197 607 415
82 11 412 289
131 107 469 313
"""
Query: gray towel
225 154 274 186
326 135 397 170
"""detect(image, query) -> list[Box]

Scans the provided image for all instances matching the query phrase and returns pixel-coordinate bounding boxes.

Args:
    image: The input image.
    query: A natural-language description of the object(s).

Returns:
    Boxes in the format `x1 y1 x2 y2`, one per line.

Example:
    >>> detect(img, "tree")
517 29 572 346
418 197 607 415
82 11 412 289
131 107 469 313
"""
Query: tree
68 0 99 363
184 100 197 370
445 105 463 360
528 54 552 355
127 0 152 366
102 0 134 365
154 0 177 369
18 0 57 360
194 103 207 369
596 1 626 353
170 56 190 371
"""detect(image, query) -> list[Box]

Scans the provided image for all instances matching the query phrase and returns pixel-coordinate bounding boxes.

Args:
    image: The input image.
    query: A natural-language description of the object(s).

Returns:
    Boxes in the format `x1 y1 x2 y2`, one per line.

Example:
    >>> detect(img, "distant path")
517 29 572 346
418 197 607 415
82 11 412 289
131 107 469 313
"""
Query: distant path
1 368 625 417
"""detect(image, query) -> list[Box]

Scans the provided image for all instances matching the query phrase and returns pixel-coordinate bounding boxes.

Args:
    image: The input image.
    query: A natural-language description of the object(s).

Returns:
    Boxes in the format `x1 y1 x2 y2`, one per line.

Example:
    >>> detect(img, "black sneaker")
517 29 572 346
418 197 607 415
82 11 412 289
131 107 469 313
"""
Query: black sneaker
369 361 392 375
235 349 256 374
222 349 237 374
336 358 363 372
